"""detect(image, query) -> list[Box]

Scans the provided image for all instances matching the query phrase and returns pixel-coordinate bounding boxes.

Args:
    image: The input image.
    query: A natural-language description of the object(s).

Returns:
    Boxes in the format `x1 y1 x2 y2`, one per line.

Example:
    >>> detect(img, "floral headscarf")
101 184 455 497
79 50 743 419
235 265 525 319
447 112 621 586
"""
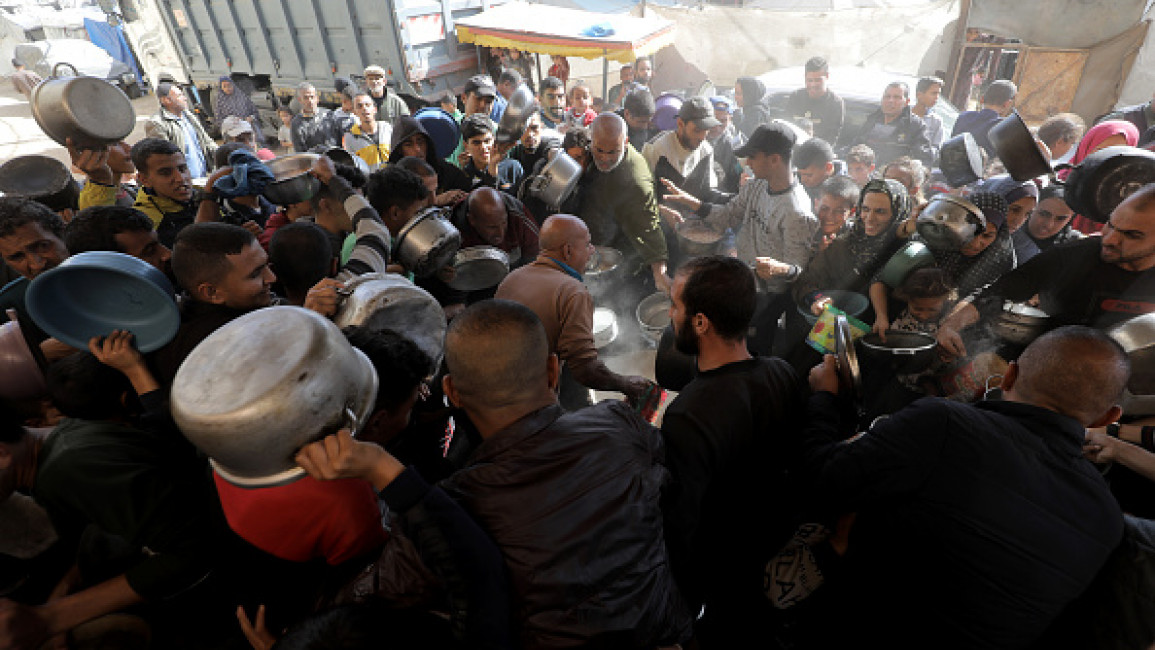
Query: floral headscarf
847 178 910 274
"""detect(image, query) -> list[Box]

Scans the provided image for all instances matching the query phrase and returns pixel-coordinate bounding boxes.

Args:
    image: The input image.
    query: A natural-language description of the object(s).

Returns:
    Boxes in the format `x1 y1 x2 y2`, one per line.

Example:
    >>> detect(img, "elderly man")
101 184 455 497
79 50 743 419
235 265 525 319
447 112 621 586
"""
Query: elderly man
661 255 807 648
800 326 1127 648
952 79 1016 157
642 96 724 204
145 81 217 178
290 83 341 152
362 64 409 125
580 113 672 293
784 57 844 144
938 184 1155 358
0 198 69 343
851 81 933 167
437 299 692 648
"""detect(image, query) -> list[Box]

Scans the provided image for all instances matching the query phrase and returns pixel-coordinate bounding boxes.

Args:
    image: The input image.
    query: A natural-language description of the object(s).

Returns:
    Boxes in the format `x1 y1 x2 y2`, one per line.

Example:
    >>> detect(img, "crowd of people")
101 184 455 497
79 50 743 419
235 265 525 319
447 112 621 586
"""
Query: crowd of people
2 44 1155 650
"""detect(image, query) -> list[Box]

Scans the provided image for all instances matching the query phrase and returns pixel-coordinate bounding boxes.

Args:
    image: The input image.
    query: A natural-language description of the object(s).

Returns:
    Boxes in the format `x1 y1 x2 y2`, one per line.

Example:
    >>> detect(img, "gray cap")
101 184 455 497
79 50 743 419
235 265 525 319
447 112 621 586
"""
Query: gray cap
678 96 722 129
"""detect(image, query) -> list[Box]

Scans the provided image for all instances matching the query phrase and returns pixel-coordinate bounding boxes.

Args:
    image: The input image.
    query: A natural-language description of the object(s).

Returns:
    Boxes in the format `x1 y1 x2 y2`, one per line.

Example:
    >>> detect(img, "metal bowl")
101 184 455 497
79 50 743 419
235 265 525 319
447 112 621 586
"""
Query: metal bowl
592 307 618 349
262 153 322 205
989 110 1052 182
916 194 986 251
990 301 1051 346
583 246 624 300
172 306 378 487
394 207 462 277
31 76 135 148
636 291 672 345
938 132 984 187
496 83 536 143
676 219 724 257
447 245 510 291
1109 313 1155 416
0 155 79 212
878 240 936 288
334 272 447 367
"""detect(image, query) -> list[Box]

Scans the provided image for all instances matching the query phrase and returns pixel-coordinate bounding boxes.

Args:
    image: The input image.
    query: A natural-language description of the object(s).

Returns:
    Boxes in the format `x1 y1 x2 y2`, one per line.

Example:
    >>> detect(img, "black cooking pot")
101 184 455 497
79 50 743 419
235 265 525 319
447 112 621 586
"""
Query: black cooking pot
654 324 696 392
938 132 984 187
989 110 1052 181
858 330 937 375
1062 145 1155 223
0 155 80 212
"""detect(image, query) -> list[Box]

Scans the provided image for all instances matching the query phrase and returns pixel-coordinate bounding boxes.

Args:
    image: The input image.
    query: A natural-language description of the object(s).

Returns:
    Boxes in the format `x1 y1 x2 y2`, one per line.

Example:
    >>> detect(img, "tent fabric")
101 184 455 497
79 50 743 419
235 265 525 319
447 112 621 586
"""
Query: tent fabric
968 0 1147 49
1071 21 1150 121
453 2 674 64
83 17 141 83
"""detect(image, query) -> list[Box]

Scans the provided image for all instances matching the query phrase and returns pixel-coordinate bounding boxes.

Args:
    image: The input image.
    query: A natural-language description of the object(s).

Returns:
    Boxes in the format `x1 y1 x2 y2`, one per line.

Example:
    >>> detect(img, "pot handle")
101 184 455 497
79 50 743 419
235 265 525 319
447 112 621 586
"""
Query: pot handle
895 349 916 356
529 174 550 194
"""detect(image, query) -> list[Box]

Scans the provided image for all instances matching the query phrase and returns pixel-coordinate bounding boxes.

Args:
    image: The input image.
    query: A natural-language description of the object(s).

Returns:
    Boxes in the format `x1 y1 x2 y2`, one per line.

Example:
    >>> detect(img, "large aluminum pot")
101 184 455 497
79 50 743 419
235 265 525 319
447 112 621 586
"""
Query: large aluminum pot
916 194 987 251
0 155 79 212
1109 313 1155 416
636 291 672 346
1063 146 1155 224
262 153 322 205
447 245 510 291
31 76 135 148
584 246 624 300
528 148 582 208
938 132 984 188
676 219 724 257
394 207 462 277
988 110 1052 181
172 307 378 488
990 301 1051 346
334 272 447 366
496 83 536 144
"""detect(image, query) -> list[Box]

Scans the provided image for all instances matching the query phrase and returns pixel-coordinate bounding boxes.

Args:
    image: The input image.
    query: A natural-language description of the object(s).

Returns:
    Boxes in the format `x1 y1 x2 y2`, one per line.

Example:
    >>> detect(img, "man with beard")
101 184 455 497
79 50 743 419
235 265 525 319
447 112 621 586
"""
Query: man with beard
362 64 410 126
580 113 672 293
0 198 70 343
537 76 567 131
660 255 807 649
642 96 726 204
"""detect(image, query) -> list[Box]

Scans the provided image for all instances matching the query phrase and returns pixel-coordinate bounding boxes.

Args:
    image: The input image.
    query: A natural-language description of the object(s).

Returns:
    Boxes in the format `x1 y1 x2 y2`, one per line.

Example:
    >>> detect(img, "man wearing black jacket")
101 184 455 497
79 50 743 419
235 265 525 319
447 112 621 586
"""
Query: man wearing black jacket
851 81 934 168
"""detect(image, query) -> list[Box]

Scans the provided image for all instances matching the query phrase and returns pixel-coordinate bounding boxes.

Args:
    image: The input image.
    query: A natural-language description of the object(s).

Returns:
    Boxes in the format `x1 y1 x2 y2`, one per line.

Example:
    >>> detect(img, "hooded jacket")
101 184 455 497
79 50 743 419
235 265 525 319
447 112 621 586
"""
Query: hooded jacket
389 116 471 193
734 77 772 139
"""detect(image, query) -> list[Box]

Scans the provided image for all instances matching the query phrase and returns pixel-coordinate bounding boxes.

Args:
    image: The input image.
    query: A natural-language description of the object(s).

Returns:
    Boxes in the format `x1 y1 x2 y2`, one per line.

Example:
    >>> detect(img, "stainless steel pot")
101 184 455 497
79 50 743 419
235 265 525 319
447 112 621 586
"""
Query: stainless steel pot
584 246 624 300
31 76 135 148
528 149 582 208
938 132 984 187
171 306 379 487
447 245 510 291
1108 313 1155 416
989 110 1052 181
592 307 618 348
323 146 371 176
394 207 462 277
636 291 672 346
496 83 536 144
916 194 987 251
676 219 723 257
263 153 322 205
0 155 79 212
333 272 447 367
990 301 1051 346
834 314 862 406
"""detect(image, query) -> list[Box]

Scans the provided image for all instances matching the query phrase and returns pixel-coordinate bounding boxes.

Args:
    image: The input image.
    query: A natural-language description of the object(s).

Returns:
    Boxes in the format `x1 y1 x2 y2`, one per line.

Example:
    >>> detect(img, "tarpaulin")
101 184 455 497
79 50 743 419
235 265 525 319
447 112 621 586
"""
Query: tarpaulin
83 17 141 83
969 0 1148 48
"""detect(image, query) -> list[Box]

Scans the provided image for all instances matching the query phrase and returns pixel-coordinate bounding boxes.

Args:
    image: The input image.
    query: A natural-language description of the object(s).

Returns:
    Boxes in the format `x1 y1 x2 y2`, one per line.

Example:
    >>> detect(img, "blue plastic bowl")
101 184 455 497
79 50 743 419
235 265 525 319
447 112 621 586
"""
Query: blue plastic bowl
26 251 179 353
414 107 461 160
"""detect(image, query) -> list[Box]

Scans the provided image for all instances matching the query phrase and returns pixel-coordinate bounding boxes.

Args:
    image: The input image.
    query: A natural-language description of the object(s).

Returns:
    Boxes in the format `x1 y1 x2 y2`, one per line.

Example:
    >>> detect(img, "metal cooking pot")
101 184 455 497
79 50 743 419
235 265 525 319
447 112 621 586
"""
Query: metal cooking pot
263 153 322 205
0 155 79 212
938 132 984 187
834 315 863 407
916 194 987 251
394 207 462 277
583 246 624 300
1108 313 1155 416
171 307 379 487
333 272 447 367
858 330 937 375
323 146 371 176
528 149 582 208
0 312 47 401
447 245 510 291
990 301 1051 346
878 240 936 288
496 84 536 144
31 76 135 148
1063 146 1155 224
636 291 672 346
676 219 723 257
988 110 1052 181
592 307 618 349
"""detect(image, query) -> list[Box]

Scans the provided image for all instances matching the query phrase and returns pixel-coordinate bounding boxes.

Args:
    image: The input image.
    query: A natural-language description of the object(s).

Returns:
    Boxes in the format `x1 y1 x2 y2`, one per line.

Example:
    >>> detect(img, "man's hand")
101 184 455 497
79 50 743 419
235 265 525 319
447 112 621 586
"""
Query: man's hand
240 220 262 237
659 205 684 229
809 354 841 395
436 265 457 284
810 297 833 316
620 375 656 401
754 257 790 280
456 150 471 169
295 428 404 491
0 600 50 650
66 139 115 185
302 278 345 317
310 155 336 184
236 605 275 650
936 325 967 360
660 178 700 210
1083 428 1121 465
87 331 144 374
434 190 468 207
205 165 234 193
39 338 76 363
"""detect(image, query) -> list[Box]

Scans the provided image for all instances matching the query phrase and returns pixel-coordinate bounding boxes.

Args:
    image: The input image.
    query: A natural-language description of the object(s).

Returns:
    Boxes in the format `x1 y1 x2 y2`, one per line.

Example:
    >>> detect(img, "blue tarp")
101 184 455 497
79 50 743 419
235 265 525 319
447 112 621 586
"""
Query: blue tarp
83 17 141 83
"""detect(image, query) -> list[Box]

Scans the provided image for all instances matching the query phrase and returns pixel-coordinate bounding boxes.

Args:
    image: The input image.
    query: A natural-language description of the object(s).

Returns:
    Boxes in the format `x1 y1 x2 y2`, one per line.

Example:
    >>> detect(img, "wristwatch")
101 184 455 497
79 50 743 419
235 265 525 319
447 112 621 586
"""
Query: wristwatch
1106 423 1121 438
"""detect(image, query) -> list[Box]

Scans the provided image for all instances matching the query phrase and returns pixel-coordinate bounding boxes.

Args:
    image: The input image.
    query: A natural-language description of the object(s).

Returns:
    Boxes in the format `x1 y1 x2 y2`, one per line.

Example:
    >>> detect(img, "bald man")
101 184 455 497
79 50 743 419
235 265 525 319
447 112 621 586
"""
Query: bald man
496 214 652 403
438 300 692 648
799 325 1127 649
580 113 672 294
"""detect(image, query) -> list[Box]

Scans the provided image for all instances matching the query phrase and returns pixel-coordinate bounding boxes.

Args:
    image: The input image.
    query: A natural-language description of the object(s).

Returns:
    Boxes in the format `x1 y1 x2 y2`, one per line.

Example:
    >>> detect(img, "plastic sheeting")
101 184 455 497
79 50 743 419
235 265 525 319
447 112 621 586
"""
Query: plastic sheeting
83 17 141 83
969 0 1148 48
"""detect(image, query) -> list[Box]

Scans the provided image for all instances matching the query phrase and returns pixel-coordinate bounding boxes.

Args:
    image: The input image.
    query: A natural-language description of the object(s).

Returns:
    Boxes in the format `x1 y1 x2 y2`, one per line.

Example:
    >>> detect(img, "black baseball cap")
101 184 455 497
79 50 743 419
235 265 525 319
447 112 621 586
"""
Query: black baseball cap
464 74 497 98
678 96 721 129
735 121 796 157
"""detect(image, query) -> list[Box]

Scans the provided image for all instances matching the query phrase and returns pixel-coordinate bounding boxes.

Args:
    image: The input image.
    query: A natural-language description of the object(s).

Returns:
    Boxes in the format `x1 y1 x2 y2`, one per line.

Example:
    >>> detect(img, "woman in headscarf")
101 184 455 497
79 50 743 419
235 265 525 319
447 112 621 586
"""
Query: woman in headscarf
733 77 771 138
212 76 265 146
1061 120 1140 235
977 174 1039 262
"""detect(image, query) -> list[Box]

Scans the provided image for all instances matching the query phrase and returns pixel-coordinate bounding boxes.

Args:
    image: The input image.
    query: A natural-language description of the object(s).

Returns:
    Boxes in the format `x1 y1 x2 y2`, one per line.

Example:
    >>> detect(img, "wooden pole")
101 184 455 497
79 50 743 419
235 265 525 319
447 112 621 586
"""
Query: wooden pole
946 0 973 102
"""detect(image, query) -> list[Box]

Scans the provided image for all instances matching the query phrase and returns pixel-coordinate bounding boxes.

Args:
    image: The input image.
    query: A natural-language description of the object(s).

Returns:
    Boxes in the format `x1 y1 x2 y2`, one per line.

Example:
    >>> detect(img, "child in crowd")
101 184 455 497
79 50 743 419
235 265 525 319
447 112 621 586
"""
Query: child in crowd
277 107 294 152
563 81 596 130
889 267 954 393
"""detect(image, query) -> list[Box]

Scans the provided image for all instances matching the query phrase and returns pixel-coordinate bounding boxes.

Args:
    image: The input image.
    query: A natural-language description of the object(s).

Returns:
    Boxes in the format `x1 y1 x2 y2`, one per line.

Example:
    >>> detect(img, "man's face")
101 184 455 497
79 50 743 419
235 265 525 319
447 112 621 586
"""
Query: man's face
400 134 428 160
138 152 192 203
115 229 171 275
746 150 776 180
591 130 626 173
521 113 543 150
0 222 68 279
916 83 942 109
1006 196 1036 233
1027 197 1074 240
714 108 731 130
675 119 709 152
848 161 874 187
635 59 653 85
805 70 828 99
620 66 634 84
353 95 377 123
796 163 831 189
623 109 652 131
465 132 495 166
669 273 699 356
860 191 894 237
498 81 516 100
298 88 319 115
365 73 386 94
1101 197 1155 271
464 91 494 117
163 87 188 114
566 227 595 273
468 203 508 247
883 167 914 195
816 194 852 236
881 85 908 119
211 241 275 309
541 87 566 121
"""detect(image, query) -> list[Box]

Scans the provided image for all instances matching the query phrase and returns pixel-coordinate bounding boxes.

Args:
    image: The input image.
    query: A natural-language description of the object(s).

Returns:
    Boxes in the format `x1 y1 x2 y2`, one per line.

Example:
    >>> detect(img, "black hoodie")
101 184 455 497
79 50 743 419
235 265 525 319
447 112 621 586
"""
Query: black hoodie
389 116 471 193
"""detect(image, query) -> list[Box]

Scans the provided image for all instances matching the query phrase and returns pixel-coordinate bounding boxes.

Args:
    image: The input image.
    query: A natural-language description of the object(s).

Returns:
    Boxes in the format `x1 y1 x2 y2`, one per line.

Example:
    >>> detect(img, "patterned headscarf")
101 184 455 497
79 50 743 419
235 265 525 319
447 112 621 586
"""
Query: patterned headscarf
847 178 911 275
967 190 1008 230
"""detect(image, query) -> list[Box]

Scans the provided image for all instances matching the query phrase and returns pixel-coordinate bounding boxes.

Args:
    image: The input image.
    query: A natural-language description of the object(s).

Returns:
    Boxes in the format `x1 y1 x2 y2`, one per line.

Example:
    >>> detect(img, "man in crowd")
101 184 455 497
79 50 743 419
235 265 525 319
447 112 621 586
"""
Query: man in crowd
497 214 652 403
146 82 217 179
606 63 634 110
291 83 341 152
951 79 1016 157
580 113 672 293
661 255 807 648
708 95 744 194
363 64 410 126
801 326 1127 648
642 96 722 202
851 81 934 167
9 59 41 99
458 115 522 193
784 57 844 144
1037 113 1085 162
0 198 69 342
634 56 654 89
438 299 692 648
911 76 945 153
794 137 836 202
620 87 658 149
449 76 501 168
491 69 521 122
537 76 567 130
505 110 560 184
64 205 171 275
845 144 875 187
